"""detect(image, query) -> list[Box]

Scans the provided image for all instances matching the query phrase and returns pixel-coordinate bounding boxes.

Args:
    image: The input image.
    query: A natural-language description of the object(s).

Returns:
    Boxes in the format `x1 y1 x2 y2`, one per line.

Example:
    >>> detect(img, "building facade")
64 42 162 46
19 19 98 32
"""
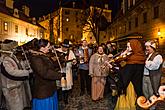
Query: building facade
39 1 112 44
109 0 165 54
38 7 83 44
0 0 44 45
59 7 83 43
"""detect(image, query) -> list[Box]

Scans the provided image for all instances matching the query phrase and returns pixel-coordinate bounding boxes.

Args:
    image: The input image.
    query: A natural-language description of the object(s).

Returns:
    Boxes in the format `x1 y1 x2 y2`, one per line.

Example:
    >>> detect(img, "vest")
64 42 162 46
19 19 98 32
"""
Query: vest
148 52 162 95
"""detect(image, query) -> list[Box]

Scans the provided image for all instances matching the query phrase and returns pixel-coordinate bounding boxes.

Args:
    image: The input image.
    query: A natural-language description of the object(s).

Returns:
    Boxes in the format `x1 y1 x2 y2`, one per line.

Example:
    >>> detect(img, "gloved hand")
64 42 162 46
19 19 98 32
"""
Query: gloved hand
61 73 66 77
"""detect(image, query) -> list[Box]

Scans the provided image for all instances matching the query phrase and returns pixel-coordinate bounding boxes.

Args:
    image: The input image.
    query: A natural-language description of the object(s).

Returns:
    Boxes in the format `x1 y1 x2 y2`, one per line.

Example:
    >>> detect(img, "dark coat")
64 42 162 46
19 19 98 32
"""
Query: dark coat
30 54 61 99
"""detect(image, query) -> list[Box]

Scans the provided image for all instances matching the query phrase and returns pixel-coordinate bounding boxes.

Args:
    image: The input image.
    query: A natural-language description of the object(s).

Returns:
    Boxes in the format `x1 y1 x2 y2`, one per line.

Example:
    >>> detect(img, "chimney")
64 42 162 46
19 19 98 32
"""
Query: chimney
6 0 14 9
22 5 30 17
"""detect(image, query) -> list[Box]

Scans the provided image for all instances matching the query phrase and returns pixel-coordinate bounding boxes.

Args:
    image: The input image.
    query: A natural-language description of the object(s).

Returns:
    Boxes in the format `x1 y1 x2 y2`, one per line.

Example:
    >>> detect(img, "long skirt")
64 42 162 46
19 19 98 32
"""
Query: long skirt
32 92 58 110
115 82 137 110
92 76 106 101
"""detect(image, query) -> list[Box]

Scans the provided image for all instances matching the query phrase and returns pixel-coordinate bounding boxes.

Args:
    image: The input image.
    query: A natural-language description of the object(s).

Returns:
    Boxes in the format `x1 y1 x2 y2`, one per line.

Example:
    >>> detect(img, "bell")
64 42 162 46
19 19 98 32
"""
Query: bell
112 89 118 96
61 77 67 88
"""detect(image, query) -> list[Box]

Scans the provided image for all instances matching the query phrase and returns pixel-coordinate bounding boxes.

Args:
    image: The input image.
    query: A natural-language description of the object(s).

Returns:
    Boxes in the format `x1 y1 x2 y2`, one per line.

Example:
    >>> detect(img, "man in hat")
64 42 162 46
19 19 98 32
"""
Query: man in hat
0 39 33 110
143 40 163 101
56 39 76 104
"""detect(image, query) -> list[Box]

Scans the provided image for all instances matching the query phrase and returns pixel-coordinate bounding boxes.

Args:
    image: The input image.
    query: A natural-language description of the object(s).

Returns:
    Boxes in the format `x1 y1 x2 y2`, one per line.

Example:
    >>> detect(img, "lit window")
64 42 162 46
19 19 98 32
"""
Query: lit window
66 18 69 22
15 25 18 33
4 22 8 31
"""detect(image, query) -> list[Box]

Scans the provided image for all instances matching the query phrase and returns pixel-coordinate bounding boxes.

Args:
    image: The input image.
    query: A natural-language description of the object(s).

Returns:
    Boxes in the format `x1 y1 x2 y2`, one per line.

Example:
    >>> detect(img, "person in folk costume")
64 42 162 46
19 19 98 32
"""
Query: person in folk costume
78 40 93 96
143 40 163 110
29 39 62 110
56 39 76 104
0 39 33 110
89 45 112 101
115 39 145 110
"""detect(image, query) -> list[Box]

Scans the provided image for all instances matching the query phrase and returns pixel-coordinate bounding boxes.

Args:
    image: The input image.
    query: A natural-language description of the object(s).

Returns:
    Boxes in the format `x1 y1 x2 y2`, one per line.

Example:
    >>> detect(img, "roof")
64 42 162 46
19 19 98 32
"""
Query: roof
111 33 143 42
0 4 44 29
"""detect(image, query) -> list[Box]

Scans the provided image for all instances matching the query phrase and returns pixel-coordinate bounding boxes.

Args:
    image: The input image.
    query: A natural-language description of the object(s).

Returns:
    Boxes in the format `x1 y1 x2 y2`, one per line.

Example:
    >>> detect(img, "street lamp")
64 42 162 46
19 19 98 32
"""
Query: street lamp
58 38 62 42
158 28 163 39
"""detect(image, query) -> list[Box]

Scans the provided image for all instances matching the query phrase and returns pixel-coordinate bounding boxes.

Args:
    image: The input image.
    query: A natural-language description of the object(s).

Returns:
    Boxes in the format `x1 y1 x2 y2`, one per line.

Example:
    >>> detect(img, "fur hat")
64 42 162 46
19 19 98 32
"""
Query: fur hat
1 39 18 51
145 40 156 49
61 39 70 48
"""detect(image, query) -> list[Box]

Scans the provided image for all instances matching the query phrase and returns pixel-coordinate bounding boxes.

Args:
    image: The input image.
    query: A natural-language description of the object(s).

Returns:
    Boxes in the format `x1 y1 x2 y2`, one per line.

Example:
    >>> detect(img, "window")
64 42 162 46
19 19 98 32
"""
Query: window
65 10 70 15
124 24 126 33
4 22 8 31
26 28 28 35
15 25 18 33
129 21 131 30
130 0 133 7
76 17 78 22
66 28 68 31
115 29 117 36
75 11 78 15
66 18 69 22
77 25 79 28
135 17 138 27
153 6 159 19
143 12 147 23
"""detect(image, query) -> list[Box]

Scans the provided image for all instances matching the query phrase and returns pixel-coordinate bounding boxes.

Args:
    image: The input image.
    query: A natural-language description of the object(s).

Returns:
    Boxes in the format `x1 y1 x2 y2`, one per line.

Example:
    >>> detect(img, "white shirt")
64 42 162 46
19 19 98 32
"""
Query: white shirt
144 53 163 75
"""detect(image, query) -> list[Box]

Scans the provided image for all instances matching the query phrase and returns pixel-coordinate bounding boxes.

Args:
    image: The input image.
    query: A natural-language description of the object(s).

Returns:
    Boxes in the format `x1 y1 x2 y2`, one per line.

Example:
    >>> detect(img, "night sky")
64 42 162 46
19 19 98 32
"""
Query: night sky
14 0 119 18
14 0 58 17
14 0 90 17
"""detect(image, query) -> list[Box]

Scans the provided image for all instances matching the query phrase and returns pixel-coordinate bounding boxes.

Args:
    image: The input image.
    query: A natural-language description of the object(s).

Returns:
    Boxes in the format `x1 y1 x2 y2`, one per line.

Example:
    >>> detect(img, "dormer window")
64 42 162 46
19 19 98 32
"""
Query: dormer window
13 8 19 18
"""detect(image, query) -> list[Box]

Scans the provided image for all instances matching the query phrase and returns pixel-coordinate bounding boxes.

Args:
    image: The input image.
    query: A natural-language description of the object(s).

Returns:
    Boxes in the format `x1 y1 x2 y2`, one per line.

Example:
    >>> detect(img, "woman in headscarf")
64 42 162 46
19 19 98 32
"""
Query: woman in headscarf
115 39 145 110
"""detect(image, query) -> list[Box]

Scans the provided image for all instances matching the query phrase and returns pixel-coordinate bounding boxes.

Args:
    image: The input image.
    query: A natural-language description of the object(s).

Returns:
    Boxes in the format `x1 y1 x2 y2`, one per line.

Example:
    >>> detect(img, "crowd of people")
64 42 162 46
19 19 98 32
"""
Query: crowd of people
0 38 164 110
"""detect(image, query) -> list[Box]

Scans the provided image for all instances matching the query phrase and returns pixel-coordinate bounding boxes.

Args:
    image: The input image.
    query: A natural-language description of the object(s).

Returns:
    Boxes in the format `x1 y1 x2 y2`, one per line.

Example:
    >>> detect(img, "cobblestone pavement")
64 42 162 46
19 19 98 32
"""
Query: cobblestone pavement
59 78 117 110
58 76 165 110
